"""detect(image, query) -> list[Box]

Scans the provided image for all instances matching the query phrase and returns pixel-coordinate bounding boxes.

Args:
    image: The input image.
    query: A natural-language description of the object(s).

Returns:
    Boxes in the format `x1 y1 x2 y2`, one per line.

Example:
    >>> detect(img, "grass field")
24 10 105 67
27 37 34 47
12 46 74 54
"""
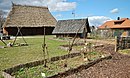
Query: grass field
0 35 68 78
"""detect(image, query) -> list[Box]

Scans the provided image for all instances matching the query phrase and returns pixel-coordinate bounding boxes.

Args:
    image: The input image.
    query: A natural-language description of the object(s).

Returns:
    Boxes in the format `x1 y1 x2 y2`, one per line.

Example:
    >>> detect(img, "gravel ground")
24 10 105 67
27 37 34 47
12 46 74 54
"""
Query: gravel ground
66 44 130 78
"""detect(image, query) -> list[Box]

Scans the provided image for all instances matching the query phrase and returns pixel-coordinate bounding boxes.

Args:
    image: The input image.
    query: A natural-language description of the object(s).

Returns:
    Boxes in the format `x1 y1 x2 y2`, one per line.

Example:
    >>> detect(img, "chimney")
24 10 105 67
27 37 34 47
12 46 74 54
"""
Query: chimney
117 17 120 20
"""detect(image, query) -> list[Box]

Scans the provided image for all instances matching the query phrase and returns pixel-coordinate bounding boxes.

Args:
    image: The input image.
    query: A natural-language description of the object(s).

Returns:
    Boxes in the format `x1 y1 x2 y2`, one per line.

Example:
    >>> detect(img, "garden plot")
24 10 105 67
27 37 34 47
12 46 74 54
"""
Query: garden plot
65 44 130 78
1 36 113 78
3 51 109 78
12 56 84 78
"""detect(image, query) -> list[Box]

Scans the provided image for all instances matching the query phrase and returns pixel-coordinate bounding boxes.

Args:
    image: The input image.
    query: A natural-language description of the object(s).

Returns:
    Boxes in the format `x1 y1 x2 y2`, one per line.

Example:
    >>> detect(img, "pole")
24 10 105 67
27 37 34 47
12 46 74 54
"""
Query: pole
18 27 28 45
43 27 46 67
115 36 117 52
0 39 7 45
12 27 21 45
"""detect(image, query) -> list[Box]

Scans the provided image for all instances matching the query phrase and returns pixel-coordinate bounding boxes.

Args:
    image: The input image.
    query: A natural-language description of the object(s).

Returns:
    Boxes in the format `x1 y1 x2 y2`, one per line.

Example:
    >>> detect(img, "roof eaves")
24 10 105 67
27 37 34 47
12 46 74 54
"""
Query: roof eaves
5 25 55 27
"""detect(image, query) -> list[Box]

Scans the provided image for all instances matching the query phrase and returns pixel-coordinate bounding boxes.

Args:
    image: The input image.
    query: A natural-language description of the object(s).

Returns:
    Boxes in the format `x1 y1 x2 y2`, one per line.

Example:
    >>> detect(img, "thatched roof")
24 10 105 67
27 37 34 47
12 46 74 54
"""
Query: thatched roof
52 18 90 34
3 3 57 27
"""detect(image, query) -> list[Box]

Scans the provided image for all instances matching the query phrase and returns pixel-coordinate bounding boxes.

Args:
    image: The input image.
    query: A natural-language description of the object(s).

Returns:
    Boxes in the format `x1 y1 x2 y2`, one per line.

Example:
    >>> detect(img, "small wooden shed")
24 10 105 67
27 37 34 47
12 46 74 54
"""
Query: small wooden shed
52 18 91 38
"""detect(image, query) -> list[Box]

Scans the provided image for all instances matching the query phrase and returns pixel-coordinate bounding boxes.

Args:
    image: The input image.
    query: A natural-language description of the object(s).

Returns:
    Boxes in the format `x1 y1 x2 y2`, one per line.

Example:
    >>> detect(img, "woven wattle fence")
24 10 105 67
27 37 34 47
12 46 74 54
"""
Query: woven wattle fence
2 53 112 78
115 36 130 52
2 53 81 78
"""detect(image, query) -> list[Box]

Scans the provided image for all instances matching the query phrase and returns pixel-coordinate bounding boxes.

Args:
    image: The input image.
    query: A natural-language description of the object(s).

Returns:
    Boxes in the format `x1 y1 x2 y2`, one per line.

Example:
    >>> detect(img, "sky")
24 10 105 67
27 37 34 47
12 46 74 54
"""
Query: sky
0 0 130 26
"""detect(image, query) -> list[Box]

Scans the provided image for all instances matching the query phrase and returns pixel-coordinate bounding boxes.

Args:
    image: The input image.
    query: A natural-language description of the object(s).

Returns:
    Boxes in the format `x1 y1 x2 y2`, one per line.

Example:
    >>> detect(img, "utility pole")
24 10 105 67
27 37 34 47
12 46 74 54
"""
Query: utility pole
72 10 75 19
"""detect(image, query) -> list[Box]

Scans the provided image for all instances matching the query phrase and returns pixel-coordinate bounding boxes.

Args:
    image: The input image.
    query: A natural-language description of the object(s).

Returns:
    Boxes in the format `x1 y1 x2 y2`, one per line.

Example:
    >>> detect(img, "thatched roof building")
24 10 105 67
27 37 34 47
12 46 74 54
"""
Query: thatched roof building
3 3 57 35
52 18 91 38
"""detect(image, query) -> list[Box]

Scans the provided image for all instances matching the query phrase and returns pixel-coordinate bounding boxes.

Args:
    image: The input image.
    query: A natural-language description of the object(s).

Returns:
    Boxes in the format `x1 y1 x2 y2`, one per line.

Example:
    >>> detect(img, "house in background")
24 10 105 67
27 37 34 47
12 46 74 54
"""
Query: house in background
52 18 91 38
3 3 57 36
98 18 130 37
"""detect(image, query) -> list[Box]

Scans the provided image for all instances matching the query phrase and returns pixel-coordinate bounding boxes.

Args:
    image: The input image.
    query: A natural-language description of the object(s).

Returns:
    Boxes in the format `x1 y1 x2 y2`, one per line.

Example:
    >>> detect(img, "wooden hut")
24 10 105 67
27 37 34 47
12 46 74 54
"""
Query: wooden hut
2 3 57 36
52 18 91 38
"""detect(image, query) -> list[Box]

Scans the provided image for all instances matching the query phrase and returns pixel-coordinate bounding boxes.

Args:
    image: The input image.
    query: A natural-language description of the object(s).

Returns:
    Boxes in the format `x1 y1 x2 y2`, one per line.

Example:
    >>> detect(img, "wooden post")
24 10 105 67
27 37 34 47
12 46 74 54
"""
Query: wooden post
43 27 46 67
12 27 28 46
0 39 7 45
19 28 28 45
42 27 49 67
115 36 117 52
12 27 21 45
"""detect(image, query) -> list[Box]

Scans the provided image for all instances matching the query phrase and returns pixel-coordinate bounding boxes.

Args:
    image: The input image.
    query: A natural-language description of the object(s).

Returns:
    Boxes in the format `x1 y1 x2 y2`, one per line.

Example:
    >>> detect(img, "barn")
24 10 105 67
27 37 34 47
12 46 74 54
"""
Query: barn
2 3 57 36
52 18 91 38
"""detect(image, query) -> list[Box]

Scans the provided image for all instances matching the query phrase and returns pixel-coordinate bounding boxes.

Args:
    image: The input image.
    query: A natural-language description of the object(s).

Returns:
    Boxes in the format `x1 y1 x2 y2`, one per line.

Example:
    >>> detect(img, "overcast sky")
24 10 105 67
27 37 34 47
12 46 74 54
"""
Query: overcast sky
0 0 130 26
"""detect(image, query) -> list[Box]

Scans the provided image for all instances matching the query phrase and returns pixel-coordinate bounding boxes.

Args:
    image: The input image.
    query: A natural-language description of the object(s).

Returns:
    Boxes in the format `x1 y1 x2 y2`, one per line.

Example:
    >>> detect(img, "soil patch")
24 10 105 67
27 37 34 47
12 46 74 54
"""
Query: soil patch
66 44 130 78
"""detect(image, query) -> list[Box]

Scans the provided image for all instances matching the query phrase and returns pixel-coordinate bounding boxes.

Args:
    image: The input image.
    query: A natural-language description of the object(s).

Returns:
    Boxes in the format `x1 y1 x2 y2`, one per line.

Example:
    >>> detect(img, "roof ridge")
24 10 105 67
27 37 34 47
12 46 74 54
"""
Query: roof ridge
59 18 87 21
13 3 48 9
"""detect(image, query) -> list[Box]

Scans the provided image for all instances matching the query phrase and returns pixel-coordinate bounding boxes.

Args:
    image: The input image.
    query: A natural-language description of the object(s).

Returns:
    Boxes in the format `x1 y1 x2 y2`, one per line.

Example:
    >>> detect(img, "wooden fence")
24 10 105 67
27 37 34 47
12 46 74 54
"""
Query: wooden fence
115 36 130 52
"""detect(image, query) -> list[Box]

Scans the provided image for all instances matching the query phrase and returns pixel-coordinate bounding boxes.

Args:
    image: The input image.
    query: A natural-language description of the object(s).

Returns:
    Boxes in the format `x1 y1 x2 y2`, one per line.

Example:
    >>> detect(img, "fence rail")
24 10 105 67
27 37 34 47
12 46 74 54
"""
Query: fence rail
115 36 130 52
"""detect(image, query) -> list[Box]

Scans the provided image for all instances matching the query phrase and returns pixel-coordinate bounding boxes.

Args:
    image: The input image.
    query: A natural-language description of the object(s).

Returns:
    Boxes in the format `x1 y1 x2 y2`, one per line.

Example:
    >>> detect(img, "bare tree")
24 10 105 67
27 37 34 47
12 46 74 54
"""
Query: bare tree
0 9 4 33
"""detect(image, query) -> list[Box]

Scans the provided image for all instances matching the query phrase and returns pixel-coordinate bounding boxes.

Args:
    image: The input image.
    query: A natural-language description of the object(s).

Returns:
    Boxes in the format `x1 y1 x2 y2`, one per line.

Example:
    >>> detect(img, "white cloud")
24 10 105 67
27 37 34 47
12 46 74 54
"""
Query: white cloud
0 0 77 12
12 0 77 12
55 14 62 18
0 0 76 17
110 8 119 14
50 2 76 11
88 16 112 26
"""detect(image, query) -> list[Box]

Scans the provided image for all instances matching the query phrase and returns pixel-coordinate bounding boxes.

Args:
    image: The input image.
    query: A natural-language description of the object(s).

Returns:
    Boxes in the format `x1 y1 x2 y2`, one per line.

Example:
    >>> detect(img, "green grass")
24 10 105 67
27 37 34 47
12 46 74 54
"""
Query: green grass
0 35 107 78
0 35 68 77
13 56 84 78
119 49 130 55
11 50 103 78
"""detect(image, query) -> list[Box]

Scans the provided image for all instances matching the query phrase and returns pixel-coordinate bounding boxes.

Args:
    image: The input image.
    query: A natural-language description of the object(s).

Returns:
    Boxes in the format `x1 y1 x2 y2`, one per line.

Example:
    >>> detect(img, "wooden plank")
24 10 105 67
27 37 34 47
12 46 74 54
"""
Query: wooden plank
115 36 117 52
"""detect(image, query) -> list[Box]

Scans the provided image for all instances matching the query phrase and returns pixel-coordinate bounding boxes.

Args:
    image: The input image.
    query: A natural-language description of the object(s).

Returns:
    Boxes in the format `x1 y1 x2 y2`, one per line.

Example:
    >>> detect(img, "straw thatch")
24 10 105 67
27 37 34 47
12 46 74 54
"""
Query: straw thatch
52 18 91 38
3 3 57 35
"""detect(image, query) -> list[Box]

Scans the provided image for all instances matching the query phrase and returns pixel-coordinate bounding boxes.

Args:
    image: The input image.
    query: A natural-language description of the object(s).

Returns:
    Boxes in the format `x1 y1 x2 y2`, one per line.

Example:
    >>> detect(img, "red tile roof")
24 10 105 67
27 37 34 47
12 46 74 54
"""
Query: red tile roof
121 20 130 26
98 18 130 29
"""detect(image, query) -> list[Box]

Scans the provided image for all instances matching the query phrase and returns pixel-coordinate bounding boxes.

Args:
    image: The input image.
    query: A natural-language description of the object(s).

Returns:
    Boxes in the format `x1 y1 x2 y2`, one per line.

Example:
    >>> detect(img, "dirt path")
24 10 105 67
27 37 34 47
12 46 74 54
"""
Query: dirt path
66 44 130 78
85 39 115 45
